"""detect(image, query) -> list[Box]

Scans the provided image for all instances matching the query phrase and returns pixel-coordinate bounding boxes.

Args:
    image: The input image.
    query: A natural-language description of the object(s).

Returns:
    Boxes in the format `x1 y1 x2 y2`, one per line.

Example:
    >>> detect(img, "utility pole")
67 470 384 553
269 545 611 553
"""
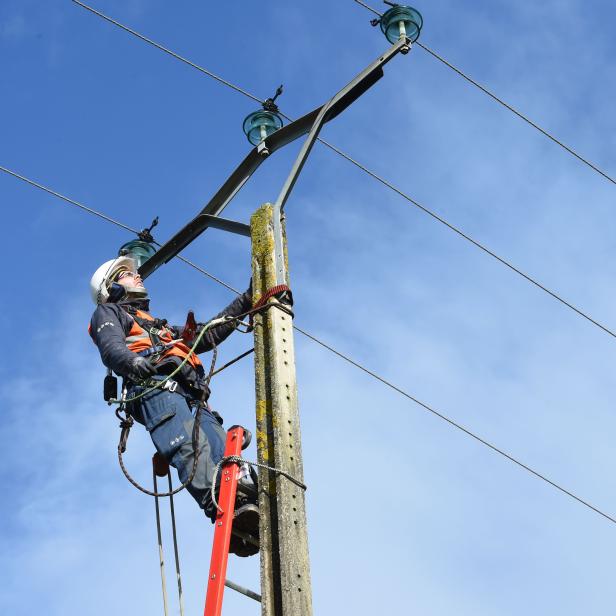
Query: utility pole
136 14 419 612
251 203 312 616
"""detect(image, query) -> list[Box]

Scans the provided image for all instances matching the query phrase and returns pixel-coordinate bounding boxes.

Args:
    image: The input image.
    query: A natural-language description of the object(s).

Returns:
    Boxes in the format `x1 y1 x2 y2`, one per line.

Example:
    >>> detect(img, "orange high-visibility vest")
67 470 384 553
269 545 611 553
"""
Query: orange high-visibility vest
127 309 202 369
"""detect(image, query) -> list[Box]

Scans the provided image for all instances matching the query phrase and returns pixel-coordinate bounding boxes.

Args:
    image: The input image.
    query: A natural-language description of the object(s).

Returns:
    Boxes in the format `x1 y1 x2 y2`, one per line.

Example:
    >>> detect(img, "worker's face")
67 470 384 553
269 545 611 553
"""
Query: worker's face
116 270 145 289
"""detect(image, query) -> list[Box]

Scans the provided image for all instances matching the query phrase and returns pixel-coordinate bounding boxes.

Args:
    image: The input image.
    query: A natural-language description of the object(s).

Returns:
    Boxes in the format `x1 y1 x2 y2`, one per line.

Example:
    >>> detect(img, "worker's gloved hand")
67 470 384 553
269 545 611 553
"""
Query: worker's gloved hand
129 356 157 380
246 278 253 300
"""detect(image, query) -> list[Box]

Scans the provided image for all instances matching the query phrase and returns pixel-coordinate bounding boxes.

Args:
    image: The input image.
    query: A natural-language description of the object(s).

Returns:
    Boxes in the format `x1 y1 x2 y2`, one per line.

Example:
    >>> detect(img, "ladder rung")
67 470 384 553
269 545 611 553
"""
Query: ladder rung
225 579 261 603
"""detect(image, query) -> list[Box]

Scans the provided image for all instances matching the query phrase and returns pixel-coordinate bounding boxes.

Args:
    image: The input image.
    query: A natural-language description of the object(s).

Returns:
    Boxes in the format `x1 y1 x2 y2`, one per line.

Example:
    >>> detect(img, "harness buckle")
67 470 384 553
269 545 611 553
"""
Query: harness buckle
149 327 162 346
164 379 178 393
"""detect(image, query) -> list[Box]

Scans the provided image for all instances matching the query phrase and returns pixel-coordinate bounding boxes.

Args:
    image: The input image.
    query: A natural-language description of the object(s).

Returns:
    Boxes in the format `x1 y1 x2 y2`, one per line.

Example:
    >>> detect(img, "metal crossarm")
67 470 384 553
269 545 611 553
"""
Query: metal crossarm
139 37 410 280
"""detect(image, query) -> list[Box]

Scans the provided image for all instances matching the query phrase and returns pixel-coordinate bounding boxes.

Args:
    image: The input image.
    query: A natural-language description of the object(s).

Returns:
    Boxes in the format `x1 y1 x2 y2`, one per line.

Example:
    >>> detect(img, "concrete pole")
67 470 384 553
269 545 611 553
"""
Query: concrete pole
251 203 313 616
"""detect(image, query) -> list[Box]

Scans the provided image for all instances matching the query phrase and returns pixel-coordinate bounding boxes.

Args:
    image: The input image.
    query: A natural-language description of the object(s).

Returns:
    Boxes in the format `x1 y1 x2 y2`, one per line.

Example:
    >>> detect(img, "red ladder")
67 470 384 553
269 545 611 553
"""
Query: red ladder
203 425 255 616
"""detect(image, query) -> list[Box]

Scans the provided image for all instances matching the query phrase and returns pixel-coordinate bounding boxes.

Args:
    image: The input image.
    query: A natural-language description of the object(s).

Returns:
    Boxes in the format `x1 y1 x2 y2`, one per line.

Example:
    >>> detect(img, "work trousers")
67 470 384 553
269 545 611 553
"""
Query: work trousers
127 385 226 520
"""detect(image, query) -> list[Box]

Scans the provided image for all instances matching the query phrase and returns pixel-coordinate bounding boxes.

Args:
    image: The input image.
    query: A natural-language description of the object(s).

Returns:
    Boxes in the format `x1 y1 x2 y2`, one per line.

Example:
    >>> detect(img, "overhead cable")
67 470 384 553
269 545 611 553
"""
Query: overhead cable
313 141 616 341
0 165 138 234
174 254 239 292
3 164 615 526
0 164 239 290
295 326 616 526
70 1 616 342
71 0 261 104
352 0 616 187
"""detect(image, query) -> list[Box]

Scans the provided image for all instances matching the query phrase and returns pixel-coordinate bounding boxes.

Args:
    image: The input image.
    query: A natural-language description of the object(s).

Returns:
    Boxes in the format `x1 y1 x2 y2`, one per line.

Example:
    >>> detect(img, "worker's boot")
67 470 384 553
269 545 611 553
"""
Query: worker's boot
229 463 259 557
229 503 259 557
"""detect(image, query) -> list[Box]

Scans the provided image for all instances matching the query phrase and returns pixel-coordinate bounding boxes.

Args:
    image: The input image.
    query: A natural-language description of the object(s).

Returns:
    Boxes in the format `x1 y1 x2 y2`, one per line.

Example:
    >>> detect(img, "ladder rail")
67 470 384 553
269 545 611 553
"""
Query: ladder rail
203 426 245 616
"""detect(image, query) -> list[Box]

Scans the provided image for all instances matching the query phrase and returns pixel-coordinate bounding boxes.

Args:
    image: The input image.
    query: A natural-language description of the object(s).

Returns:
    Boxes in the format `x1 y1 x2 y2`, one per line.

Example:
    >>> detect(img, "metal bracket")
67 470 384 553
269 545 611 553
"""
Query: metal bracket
272 36 410 283
140 37 411 280
197 214 250 237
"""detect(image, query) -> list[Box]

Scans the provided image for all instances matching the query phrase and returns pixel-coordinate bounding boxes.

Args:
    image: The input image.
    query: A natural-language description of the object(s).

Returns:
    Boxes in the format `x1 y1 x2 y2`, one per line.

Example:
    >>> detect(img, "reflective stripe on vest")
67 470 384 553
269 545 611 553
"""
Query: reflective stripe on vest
126 309 202 369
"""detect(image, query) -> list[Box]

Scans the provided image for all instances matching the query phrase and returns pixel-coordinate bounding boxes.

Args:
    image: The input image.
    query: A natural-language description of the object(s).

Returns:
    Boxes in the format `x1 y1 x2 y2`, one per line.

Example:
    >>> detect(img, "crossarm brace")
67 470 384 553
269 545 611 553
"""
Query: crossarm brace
140 37 410 280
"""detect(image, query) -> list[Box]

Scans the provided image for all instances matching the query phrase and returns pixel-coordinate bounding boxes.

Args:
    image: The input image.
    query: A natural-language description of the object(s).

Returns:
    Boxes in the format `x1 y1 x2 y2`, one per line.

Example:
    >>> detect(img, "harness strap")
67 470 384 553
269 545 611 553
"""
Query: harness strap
120 304 176 351
121 304 170 333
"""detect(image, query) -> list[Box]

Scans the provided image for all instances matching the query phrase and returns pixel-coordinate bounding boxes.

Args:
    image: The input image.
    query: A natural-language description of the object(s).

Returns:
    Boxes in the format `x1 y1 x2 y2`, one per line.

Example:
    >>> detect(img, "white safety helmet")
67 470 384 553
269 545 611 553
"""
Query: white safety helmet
90 256 146 304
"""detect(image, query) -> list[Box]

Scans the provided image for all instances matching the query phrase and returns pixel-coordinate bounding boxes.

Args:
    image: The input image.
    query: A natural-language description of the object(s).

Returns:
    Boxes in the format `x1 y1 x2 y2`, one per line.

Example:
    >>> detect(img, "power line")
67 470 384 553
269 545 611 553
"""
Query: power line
174 254 239 293
313 141 616 341
0 165 138 234
0 164 242 291
295 326 616 526
352 0 616 187
71 1 616 343
351 0 381 16
71 0 261 105
3 163 615 527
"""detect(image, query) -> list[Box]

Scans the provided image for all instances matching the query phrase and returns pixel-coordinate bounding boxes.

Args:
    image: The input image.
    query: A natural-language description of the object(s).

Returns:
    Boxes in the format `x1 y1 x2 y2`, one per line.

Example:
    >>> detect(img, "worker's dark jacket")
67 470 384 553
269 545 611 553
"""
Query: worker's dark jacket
89 292 251 397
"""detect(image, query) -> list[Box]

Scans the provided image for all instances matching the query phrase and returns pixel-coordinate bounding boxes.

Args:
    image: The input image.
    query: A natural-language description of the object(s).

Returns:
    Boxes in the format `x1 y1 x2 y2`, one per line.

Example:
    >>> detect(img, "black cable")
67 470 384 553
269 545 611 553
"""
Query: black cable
69 2 616 344
211 348 255 377
312 140 616 341
71 0 261 104
294 325 616 525
0 163 241 291
352 0 381 16
352 0 616 187
0 165 138 234
3 165 614 527
165 252 238 292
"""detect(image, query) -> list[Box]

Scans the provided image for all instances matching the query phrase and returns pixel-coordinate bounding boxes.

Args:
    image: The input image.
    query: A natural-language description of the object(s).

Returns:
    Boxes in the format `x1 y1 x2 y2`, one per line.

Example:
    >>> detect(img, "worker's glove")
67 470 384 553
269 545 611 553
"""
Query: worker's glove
244 278 253 308
129 356 157 380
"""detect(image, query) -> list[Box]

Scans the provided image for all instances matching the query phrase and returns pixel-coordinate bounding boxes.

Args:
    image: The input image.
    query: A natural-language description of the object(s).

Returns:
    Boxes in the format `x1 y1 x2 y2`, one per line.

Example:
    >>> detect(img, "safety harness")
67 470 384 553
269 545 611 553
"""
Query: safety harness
120 304 202 369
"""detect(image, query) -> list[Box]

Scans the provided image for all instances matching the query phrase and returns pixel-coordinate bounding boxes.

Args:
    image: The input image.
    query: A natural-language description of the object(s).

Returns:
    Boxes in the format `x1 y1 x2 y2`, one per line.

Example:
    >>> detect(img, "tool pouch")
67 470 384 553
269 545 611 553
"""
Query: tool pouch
104 369 118 402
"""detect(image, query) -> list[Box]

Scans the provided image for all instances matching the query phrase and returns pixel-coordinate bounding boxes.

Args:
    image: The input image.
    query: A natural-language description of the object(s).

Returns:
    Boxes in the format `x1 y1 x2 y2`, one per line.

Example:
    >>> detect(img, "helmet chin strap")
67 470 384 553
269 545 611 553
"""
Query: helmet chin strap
124 285 149 300
107 282 149 303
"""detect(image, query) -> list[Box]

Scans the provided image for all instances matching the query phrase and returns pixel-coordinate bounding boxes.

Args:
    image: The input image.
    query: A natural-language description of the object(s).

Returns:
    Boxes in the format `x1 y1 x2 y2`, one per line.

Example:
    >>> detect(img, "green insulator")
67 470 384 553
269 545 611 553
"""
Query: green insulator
380 5 423 44
118 239 157 268
242 109 284 146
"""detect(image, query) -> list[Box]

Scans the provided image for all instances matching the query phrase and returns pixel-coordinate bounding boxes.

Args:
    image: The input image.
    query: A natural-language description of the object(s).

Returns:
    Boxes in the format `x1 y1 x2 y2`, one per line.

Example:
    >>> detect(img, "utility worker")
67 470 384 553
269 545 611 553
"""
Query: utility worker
89 255 258 557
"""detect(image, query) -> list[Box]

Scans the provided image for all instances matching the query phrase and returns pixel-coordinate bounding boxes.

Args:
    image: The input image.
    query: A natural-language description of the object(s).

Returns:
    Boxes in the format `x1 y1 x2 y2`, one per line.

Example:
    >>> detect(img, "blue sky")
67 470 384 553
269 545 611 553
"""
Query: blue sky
2 0 616 614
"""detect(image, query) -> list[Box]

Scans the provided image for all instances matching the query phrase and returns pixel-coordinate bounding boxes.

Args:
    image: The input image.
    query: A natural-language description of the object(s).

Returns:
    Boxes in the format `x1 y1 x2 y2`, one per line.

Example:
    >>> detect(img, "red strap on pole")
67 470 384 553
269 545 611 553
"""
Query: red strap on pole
203 426 245 616
252 284 291 311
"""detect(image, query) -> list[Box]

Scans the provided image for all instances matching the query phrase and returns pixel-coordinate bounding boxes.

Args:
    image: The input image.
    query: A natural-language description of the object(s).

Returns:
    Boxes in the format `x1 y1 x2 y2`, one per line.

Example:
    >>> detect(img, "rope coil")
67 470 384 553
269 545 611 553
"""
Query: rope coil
210 454 307 514
116 328 217 498
116 286 295 498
